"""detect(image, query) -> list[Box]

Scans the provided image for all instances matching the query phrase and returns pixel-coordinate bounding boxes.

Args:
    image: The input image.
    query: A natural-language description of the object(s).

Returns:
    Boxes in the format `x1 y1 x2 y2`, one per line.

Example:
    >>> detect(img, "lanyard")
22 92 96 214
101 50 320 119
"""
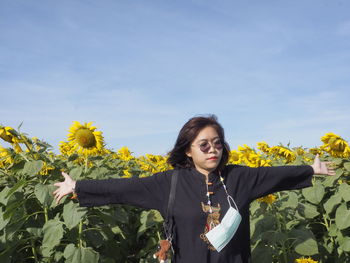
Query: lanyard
205 172 239 227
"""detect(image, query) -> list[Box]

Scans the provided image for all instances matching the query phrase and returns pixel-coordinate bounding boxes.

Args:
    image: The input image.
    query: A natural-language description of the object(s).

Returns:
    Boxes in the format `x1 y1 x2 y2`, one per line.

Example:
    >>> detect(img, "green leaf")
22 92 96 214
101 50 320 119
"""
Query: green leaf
89 167 111 179
0 208 10 231
26 227 43 238
283 192 298 209
63 201 87 230
323 172 342 188
335 203 350 230
114 206 130 224
64 244 99 263
285 219 300 231
34 184 55 206
339 237 350 252
41 219 64 257
333 158 344 166
329 223 339 237
324 194 342 215
54 251 64 262
343 162 350 172
5 179 26 199
69 167 83 180
3 197 25 220
22 160 43 175
290 229 319 255
297 203 319 219
302 182 325 204
335 169 344 177
0 186 11 205
86 230 104 247
339 183 350 202
252 242 273 263
137 210 163 239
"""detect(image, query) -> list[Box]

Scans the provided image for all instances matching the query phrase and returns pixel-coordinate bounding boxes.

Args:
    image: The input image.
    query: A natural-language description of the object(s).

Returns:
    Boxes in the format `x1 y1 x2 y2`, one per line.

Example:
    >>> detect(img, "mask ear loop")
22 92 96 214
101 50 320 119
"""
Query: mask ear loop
219 172 240 212
227 195 239 212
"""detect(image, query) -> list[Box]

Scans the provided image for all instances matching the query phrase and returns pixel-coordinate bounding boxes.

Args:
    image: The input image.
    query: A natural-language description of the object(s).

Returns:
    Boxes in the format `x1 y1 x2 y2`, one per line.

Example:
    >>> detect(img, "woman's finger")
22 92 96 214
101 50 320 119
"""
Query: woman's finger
54 192 60 200
56 194 63 204
62 171 70 179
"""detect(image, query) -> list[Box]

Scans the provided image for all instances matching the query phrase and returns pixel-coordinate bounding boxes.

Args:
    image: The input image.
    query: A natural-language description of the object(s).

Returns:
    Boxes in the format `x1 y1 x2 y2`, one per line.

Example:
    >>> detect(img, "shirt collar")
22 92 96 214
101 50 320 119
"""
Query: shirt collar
190 167 220 182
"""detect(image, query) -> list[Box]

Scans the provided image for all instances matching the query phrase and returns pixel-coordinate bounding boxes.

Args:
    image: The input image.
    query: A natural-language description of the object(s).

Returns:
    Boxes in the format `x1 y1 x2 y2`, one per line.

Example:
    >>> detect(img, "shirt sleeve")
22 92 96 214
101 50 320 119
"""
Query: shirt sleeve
244 165 314 201
75 170 172 212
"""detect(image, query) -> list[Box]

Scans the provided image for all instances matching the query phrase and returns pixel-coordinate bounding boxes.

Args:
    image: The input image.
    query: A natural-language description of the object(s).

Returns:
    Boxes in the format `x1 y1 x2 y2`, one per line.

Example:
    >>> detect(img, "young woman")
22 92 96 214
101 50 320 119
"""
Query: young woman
53 115 334 263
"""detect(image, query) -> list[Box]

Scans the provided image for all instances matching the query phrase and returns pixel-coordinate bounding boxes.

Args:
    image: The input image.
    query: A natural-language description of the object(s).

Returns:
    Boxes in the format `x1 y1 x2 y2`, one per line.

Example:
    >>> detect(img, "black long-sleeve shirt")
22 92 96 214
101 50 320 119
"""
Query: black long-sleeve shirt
75 164 314 263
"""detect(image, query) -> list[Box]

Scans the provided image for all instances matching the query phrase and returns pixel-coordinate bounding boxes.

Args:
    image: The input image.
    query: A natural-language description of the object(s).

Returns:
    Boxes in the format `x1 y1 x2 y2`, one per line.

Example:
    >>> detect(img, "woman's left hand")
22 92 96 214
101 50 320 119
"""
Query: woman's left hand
311 154 336 176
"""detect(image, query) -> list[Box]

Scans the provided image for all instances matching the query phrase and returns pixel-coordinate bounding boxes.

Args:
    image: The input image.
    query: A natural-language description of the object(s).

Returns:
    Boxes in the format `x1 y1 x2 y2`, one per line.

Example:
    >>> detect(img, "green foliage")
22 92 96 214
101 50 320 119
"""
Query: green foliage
0 144 349 263
251 156 350 263
0 150 161 263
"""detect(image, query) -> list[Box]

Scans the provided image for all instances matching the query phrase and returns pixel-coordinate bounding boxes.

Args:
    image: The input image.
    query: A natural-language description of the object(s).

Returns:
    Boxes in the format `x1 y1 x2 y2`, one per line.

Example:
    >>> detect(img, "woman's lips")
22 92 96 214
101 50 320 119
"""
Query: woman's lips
207 157 218 160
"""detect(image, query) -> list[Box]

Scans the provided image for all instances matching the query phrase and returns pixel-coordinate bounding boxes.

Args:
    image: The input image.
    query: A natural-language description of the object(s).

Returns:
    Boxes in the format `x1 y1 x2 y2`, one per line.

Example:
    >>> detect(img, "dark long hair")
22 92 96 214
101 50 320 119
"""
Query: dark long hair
167 114 230 171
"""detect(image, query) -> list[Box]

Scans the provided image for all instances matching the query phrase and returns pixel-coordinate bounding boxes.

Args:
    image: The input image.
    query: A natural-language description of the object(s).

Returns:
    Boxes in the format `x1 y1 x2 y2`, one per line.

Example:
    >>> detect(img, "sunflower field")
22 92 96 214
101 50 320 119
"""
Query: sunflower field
0 122 350 263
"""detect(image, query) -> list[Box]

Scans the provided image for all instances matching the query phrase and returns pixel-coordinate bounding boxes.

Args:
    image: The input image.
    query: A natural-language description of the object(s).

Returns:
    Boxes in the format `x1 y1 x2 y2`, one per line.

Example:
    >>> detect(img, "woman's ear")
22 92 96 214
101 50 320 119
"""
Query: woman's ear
186 149 192 158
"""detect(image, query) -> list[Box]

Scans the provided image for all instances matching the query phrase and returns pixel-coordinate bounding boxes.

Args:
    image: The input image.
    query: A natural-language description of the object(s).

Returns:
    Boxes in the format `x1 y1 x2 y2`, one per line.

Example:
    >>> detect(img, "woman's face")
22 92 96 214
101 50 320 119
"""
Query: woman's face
186 126 223 176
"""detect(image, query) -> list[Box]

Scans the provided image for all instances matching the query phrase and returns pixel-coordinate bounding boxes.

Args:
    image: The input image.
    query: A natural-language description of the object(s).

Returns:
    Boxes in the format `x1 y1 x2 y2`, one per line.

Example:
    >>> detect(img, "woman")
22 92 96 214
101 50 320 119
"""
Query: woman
53 115 334 263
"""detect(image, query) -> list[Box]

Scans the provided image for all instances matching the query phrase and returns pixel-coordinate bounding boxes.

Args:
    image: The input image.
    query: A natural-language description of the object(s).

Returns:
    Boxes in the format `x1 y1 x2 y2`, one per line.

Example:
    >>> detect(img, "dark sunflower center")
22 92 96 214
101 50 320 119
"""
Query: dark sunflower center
75 129 96 148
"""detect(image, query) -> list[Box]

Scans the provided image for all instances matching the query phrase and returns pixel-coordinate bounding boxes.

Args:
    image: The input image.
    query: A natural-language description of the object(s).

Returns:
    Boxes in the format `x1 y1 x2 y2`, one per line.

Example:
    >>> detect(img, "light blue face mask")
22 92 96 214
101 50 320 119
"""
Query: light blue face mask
205 195 242 252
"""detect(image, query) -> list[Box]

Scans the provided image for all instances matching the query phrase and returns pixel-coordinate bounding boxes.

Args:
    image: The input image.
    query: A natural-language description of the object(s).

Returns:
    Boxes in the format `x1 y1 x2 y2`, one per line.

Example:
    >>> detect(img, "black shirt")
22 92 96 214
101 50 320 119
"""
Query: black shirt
75 164 314 263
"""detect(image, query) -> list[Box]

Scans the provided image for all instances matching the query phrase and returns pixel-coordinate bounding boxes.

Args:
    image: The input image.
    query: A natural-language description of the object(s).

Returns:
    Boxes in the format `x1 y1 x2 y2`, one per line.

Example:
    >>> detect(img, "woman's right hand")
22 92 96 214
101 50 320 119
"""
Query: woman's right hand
53 172 77 204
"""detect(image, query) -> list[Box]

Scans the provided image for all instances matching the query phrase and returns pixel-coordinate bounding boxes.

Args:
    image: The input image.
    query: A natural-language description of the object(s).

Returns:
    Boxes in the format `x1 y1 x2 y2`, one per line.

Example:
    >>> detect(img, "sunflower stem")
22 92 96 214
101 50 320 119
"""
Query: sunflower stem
78 219 83 248
44 206 49 223
28 239 39 263
276 193 288 263
20 134 32 152
84 155 88 173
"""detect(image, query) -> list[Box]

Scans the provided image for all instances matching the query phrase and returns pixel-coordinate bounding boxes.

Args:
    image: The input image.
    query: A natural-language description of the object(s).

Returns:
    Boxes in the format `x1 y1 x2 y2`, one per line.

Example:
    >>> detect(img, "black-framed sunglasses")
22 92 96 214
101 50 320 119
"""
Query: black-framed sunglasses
193 139 223 153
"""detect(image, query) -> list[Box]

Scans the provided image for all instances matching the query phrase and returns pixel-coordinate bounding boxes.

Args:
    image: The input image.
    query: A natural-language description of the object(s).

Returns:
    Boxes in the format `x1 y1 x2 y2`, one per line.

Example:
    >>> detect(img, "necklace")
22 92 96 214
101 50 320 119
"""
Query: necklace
205 172 230 230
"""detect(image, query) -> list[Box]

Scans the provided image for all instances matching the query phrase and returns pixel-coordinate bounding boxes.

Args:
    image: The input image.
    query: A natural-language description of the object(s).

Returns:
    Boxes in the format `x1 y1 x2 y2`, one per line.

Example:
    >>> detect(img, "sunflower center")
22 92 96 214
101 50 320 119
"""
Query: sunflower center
75 128 96 148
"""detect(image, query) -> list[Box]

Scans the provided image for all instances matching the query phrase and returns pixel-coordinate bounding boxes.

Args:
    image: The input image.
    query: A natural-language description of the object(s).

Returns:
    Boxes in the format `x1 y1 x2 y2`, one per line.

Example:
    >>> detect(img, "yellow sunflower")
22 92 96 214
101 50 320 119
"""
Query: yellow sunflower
269 146 296 163
257 194 277 204
117 146 134 161
228 150 241 164
295 257 318 263
257 141 271 154
0 126 23 152
67 121 105 156
320 132 350 158
0 145 13 167
59 141 75 156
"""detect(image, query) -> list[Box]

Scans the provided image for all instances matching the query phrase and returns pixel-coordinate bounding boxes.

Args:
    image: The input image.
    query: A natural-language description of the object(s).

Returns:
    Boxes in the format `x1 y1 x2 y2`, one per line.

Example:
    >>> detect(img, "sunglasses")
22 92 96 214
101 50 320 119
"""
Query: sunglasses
193 139 223 153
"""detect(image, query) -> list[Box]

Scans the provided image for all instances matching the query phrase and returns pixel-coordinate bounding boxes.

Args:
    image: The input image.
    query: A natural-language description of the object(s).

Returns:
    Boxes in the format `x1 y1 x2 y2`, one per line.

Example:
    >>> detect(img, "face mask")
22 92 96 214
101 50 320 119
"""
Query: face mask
205 196 242 252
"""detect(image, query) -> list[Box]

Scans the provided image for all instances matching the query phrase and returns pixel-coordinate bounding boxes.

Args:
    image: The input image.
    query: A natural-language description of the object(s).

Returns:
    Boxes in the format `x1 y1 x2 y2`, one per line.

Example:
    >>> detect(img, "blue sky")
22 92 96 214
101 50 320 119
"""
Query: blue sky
1 0 350 156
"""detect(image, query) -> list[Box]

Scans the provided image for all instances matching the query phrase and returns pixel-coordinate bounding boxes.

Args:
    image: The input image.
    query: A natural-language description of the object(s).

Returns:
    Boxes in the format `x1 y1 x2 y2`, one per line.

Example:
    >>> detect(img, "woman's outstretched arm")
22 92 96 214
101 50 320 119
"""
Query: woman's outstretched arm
244 154 335 201
52 170 172 213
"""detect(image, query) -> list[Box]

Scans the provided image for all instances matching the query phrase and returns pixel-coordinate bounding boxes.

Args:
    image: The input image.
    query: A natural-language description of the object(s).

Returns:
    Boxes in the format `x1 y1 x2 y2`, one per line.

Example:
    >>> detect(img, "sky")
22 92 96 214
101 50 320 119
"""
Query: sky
1 0 350 156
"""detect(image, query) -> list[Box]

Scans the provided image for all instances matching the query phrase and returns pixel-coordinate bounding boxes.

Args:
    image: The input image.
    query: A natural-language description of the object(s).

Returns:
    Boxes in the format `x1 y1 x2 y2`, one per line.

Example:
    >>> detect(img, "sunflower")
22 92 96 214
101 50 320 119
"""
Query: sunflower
269 146 296 163
0 145 13 168
257 142 271 154
295 257 318 263
228 150 241 164
117 146 134 161
0 126 23 152
59 141 75 156
67 121 105 156
257 194 277 204
320 132 350 158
